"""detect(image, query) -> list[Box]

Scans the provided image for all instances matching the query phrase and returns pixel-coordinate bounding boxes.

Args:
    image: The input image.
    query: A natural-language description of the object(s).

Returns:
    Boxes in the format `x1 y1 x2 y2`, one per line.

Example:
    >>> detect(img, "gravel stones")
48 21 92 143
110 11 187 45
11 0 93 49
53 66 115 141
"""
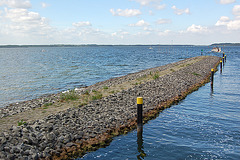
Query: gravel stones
0 56 220 159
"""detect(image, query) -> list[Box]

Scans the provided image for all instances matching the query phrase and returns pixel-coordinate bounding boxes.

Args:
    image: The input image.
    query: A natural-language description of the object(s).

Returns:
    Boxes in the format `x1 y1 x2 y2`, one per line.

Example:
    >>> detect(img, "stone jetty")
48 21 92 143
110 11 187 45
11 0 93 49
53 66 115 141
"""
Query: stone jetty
0 56 220 160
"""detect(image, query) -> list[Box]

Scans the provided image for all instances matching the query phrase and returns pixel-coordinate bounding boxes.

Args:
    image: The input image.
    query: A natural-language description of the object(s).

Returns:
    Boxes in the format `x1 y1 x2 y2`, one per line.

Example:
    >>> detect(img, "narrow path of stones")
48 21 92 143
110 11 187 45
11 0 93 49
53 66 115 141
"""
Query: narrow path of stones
0 56 220 160
0 56 202 132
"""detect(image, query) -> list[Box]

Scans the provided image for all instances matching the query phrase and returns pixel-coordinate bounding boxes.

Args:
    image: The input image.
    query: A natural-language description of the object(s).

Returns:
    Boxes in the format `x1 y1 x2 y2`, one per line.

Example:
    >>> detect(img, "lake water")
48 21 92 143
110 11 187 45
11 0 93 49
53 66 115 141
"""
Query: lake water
1 46 239 159
1 45 202 107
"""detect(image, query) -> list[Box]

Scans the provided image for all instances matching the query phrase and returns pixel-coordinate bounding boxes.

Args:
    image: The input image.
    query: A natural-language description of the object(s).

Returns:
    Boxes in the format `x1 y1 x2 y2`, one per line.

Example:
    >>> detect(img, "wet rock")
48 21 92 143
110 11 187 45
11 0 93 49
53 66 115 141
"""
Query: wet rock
66 142 77 148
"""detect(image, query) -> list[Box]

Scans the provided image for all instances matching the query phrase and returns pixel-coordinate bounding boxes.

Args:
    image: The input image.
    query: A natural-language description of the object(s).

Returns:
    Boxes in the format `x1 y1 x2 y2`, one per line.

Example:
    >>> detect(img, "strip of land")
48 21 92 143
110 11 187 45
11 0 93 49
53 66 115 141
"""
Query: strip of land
0 56 220 160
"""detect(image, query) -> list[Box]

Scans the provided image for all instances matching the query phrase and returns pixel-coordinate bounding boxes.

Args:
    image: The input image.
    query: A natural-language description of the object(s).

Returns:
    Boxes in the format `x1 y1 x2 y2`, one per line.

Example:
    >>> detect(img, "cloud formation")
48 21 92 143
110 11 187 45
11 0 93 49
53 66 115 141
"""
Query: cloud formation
129 19 149 26
215 5 240 31
186 24 208 33
0 6 53 44
0 0 31 8
215 16 230 26
232 5 240 16
156 18 171 24
72 21 92 27
110 8 141 17
41 2 48 8
216 16 240 30
132 0 166 10
0 0 239 45
172 5 190 15
219 0 236 4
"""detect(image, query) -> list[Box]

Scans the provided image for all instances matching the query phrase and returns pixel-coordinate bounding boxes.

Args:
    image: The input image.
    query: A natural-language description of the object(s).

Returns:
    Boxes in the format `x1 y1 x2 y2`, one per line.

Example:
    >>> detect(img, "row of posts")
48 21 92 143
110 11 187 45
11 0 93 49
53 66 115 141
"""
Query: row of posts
210 53 226 88
136 54 226 158
138 53 227 132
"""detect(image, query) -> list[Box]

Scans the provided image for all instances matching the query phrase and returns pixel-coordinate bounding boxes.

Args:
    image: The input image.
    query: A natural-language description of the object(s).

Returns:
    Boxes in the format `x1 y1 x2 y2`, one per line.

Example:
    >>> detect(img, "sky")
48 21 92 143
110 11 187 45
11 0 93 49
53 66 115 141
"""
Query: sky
0 0 240 45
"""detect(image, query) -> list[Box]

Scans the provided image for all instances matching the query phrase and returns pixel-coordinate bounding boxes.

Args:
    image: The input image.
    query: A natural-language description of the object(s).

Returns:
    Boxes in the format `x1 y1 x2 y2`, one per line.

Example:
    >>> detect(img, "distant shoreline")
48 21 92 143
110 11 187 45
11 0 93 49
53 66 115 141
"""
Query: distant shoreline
0 43 239 48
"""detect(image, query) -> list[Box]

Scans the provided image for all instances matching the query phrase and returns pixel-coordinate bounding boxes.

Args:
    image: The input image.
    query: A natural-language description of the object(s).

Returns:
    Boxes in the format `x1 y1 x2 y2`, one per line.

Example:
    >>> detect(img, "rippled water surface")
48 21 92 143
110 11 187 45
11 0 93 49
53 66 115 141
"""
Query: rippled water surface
1 46 239 159
78 46 240 160
1 45 203 107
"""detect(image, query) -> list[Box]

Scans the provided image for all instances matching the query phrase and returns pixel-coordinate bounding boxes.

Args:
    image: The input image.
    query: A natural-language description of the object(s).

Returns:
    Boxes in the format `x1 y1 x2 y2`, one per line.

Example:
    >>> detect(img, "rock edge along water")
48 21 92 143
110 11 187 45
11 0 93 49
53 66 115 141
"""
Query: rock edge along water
0 56 220 160
0 55 210 132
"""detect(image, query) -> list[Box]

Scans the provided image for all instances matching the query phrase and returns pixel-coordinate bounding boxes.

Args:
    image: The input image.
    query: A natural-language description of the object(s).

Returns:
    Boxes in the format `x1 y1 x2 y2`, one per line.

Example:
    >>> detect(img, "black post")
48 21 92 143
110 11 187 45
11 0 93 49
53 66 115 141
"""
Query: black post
211 68 214 86
137 97 143 133
220 60 222 73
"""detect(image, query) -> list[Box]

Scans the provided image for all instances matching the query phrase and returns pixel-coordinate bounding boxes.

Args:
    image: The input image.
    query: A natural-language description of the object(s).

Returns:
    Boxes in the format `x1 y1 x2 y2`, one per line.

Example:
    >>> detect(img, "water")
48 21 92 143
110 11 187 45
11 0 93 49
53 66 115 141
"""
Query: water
1 46 240 159
1 45 199 107
77 47 240 160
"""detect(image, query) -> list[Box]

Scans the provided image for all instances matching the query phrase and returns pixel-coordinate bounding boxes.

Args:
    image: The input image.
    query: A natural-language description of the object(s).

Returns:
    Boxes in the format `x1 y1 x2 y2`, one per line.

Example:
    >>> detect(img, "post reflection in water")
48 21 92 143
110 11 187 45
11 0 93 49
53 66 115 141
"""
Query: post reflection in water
137 129 146 159
210 84 214 96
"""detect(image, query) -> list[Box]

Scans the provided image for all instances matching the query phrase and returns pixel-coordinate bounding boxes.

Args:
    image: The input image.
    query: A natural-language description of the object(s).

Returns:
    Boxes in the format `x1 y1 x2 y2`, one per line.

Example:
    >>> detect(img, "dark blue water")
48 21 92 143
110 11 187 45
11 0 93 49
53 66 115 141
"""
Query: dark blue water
1 46 239 159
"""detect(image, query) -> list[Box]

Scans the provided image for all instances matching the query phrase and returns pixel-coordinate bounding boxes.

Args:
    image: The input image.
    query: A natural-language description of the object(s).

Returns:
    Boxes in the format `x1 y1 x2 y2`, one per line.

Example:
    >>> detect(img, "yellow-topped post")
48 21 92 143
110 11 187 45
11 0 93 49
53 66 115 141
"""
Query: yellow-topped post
137 97 143 132
211 68 214 86
220 60 222 73
225 55 226 62
137 97 143 105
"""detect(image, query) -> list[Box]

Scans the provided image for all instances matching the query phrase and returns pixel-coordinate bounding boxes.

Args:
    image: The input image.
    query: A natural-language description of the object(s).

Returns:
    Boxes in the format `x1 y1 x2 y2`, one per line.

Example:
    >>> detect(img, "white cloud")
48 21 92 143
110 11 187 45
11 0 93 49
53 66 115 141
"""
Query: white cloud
219 0 236 4
186 24 208 33
216 16 240 30
215 16 230 26
111 30 129 39
155 4 166 10
158 29 171 36
60 26 111 44
138 1 166 10
1 7 53 37
131 0 166 10
129 19 149 26
172 5 190 15
232 5 240 16
41 2 49 8
132 0 152 6
227 19 240 30
0 0 31 9
156 18 171 24
110 8 141 17
143 26 153 31
72 21 92 27
5 8 42 23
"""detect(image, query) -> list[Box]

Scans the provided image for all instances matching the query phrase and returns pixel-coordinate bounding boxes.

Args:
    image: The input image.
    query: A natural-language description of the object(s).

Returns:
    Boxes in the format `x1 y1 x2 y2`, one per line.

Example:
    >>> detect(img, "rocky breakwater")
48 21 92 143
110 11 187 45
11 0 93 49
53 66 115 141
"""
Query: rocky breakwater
0 56 220 160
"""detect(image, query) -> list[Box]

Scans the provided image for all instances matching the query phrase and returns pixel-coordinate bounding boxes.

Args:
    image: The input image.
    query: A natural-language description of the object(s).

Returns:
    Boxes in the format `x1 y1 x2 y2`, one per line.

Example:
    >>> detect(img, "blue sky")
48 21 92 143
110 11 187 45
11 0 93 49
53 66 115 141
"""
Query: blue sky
0 0 239 45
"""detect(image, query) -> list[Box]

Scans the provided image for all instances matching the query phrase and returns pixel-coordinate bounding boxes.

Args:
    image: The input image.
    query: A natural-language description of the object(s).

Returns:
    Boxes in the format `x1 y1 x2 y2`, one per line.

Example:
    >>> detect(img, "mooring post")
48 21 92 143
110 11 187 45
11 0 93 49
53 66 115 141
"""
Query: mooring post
137 97 143 133
211 68 214 86
223 57 225 65
220 60 222 73
225 55 226 62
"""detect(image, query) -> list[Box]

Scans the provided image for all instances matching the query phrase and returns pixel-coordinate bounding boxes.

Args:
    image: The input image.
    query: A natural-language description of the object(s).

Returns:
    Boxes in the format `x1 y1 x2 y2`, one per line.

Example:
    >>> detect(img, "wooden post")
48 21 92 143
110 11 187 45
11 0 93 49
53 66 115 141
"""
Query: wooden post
211 68 214 86
220 60 222 73
137 97 143 133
